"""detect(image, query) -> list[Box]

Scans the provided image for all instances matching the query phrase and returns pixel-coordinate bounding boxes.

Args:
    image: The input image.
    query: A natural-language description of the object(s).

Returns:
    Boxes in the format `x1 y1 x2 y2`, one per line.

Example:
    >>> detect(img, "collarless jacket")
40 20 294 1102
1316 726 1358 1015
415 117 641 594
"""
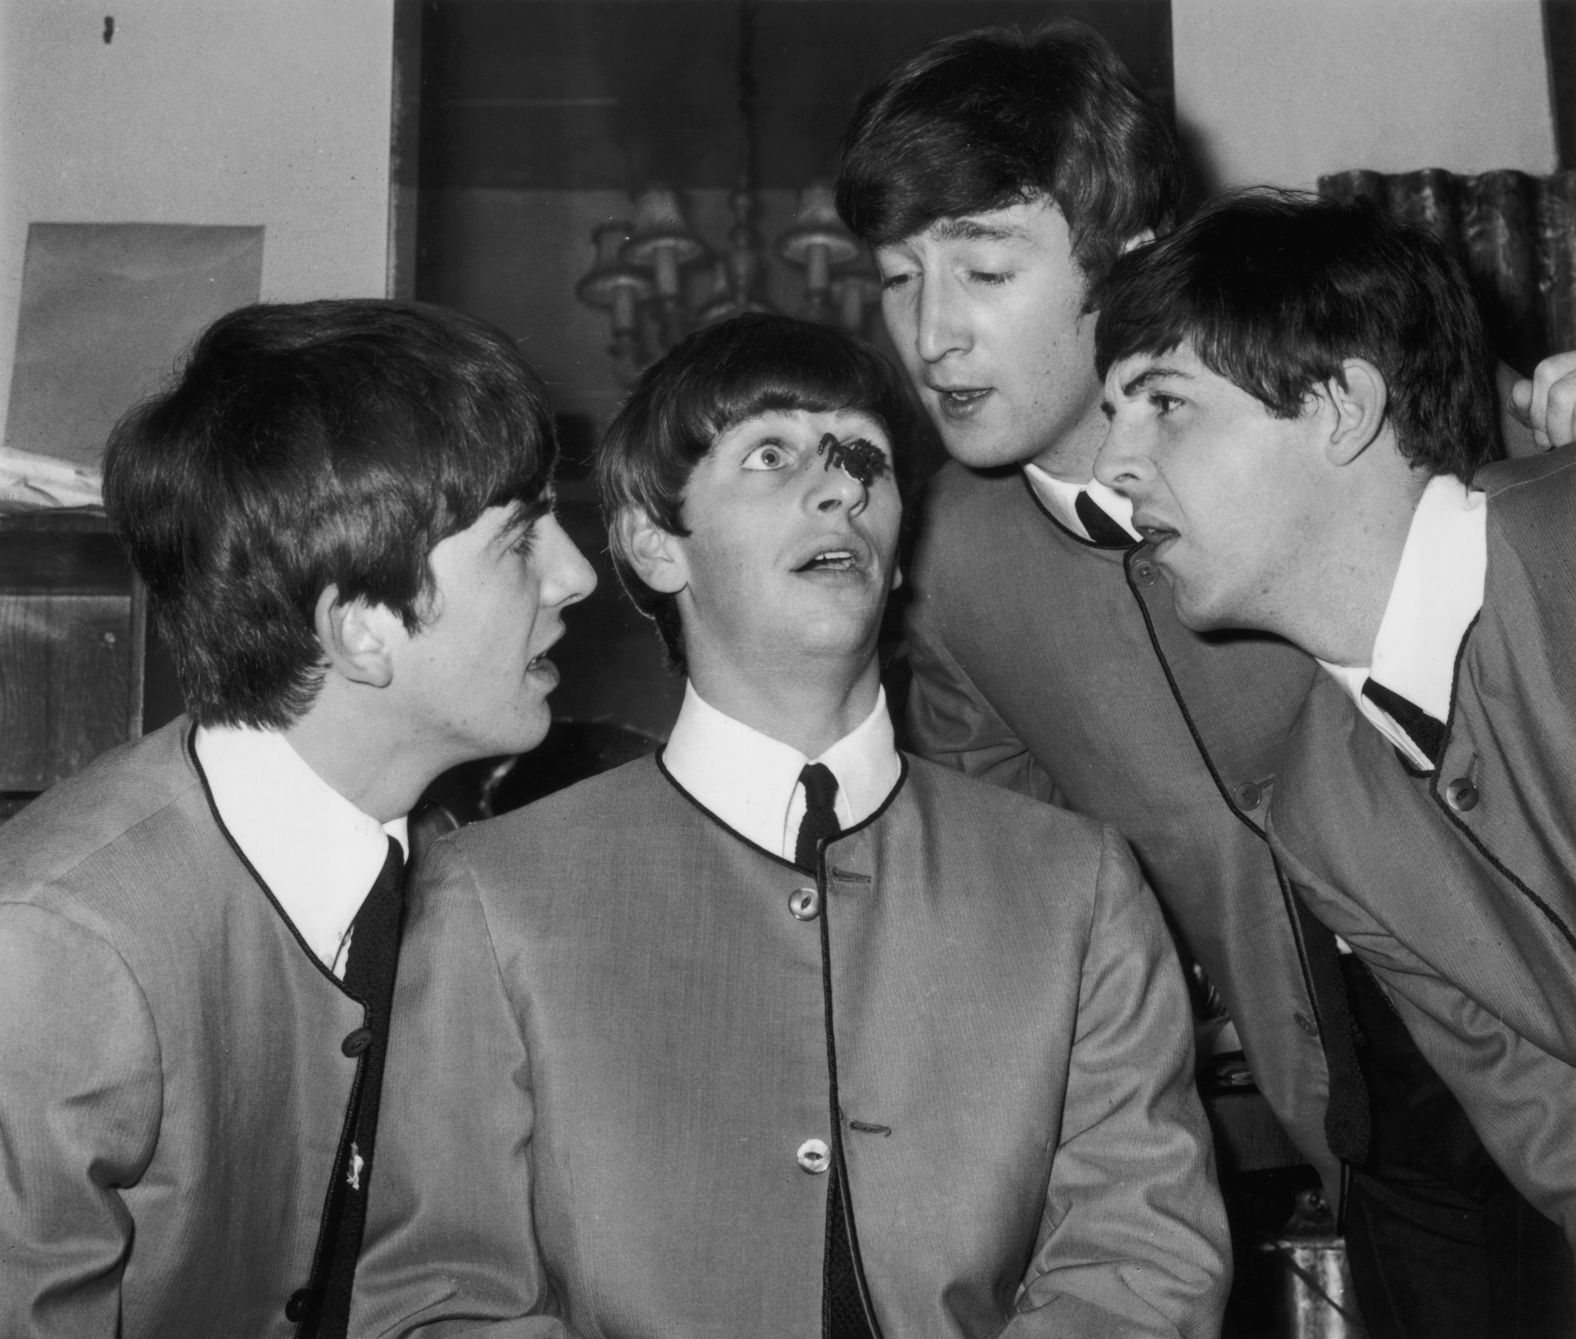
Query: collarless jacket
1269 444 1576 1245
903 463 1338 1197
353 754 1229 1339
0 718 372 1337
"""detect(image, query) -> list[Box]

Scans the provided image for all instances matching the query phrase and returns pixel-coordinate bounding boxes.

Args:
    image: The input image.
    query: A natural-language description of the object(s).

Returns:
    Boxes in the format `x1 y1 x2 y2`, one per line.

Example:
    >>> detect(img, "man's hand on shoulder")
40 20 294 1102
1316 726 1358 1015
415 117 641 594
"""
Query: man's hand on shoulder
1511 351 1576 451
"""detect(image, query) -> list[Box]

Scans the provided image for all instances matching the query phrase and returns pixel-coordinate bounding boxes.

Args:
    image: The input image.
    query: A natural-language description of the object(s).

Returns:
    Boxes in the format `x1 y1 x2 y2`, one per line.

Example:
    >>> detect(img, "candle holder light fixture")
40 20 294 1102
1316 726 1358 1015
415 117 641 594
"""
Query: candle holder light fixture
574 3 879 386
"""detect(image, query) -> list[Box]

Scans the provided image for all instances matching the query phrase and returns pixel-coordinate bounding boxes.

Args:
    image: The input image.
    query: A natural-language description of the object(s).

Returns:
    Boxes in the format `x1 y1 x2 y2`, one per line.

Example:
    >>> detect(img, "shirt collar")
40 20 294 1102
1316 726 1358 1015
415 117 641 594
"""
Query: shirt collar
662 682 901 860
194 724 408 975
1317 472 1487 765
1022 464 1142 543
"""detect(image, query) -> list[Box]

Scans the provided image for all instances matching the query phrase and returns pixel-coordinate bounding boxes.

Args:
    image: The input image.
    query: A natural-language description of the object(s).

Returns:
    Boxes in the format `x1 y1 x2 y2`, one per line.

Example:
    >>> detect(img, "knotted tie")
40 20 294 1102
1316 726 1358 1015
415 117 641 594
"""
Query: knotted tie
297 836 406 1338
1362 678 1446 767
796 762 842 871
1074 490 1136 548
795 765 880 1339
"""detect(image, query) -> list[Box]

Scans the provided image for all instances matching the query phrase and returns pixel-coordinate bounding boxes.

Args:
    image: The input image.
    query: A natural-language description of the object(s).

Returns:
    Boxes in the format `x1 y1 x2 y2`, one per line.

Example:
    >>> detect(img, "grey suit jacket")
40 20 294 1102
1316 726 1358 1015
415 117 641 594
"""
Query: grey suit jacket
353 755 1229 1338
0 718 369 1337
1270 444 1576 1248
904 463 1341 1197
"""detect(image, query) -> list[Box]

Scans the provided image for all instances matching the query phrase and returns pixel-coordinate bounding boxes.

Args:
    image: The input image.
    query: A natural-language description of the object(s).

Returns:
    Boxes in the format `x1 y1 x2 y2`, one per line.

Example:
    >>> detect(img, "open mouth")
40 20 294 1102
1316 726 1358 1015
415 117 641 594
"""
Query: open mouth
930 385 990 408
526 633 563 672
795 548 860 573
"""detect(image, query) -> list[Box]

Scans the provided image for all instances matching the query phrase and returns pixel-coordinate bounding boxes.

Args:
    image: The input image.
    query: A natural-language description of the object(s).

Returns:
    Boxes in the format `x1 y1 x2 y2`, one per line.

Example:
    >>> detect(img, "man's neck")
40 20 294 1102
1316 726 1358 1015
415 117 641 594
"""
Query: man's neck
282 687 433 823
684 653 883 760
1279 464 1430 668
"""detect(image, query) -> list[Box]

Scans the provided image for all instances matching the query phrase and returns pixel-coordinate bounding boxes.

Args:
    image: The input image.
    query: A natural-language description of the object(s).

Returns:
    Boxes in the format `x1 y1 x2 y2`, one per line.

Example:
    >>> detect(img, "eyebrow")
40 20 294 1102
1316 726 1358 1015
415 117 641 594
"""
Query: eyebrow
928 217 1033 244
498 492 553 544
1118 364 1192 398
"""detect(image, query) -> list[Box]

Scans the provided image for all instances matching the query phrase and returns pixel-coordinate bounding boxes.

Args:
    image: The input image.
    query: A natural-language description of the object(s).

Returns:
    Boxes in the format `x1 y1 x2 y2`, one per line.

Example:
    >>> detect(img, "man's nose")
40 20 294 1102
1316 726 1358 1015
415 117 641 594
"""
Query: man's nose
541 516 598 605
914 275 971 364
809 457 870 517
1092 416 1154 498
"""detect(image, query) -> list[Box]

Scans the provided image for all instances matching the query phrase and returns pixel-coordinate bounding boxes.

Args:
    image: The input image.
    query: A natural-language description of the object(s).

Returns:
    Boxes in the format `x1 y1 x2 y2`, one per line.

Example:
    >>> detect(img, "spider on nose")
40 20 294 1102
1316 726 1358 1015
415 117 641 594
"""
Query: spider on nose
817 433 888 488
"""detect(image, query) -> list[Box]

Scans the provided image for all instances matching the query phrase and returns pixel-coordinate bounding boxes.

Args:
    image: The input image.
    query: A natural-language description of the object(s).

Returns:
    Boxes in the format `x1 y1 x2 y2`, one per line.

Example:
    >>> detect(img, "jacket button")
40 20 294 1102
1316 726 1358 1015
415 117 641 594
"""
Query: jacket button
788 887 821 921
1232 781 1263 811
1445 778 1479 811
1293 1011 1319 1037
285 1287 312 1321
341 1027 373 1057
796 1138 831 1174
1131 559 1159 587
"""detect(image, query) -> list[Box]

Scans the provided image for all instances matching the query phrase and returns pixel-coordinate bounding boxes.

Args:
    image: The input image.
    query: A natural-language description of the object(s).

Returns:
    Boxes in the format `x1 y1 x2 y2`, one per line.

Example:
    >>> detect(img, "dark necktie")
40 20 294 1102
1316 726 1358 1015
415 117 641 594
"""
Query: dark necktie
1288 893 1372 1167
795 765 881 1339
295 836 407 1339
796 762 842 871
1074 490 1135 548
1362 678 1446 767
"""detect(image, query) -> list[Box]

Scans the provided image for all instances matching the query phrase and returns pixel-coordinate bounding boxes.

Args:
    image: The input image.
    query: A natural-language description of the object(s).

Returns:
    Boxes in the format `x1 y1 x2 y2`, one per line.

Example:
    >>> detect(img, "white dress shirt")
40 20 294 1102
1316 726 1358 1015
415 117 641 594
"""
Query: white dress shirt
1318 473 1488 771
661 683 902 860
194 724 409 976
1023 464 1143 544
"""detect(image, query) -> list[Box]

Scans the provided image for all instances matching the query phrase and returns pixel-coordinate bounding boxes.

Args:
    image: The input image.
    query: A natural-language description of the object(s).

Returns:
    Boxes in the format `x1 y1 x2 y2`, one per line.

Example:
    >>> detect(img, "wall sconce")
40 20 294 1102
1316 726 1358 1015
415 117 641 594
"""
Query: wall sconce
572 0 882 386
575 181 880 387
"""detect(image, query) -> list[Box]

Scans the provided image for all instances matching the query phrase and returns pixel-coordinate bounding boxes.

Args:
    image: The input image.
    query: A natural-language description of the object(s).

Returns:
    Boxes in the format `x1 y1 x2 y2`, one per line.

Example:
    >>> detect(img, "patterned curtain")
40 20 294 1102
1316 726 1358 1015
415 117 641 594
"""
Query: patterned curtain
1318 168 1576 374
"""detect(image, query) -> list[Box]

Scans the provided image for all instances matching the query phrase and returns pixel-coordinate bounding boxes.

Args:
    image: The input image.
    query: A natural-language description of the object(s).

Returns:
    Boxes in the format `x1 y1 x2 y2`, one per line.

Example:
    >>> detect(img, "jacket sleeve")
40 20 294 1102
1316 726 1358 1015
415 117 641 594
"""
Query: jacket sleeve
1008 827 1232 1339
349 841 581 1339
903 586 1059 804
1327 918 1576 1256
0 904 162 1335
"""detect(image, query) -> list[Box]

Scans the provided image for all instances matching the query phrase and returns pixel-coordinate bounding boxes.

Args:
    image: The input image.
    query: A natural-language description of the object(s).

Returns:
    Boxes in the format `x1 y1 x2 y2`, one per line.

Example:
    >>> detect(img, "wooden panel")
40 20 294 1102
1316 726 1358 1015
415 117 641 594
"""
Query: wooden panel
0 512 145 794
418 0 1175 190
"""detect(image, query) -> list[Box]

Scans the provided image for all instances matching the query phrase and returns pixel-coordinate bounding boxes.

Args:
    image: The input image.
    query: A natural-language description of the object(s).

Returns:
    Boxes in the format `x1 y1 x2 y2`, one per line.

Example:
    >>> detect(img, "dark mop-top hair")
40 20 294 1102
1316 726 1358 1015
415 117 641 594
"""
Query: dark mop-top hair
597 312 917 672
1094 190 1499 480
103 298 558 727
835 19 1184 291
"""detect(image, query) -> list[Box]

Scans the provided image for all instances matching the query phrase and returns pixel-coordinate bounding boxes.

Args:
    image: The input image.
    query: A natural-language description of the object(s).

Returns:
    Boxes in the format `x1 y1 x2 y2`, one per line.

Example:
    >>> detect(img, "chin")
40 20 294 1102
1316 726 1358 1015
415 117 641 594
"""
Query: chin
938 431 1028 473
493 712 554 759
1170 590 1235 634
794 618 882 662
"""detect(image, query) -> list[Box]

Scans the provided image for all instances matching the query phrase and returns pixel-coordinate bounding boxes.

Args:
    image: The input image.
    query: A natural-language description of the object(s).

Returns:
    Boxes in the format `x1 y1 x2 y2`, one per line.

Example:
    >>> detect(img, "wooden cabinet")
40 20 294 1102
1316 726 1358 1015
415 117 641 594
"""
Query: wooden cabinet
0 510 145 819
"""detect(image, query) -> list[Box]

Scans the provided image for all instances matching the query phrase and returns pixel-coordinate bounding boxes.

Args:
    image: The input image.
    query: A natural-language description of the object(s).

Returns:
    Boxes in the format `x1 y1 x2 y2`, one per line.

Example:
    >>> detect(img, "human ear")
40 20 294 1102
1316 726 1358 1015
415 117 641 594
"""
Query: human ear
313 585 399 688
1322 359 1389 466
618 508 689 595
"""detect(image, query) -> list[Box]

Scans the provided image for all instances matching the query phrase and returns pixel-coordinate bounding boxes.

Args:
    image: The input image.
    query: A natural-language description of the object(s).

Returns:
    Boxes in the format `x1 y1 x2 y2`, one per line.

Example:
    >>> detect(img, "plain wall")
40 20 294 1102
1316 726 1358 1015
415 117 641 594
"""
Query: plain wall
1173 0 1556 193
0 0 396 445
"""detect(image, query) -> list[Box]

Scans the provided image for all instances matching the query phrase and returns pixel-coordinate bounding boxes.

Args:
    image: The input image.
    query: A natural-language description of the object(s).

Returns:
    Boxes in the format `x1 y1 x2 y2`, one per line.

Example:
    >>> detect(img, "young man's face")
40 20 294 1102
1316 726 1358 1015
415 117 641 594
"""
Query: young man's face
873 198 1104 477
666 407 901 680
393 498 597 768
1095 341 1322 634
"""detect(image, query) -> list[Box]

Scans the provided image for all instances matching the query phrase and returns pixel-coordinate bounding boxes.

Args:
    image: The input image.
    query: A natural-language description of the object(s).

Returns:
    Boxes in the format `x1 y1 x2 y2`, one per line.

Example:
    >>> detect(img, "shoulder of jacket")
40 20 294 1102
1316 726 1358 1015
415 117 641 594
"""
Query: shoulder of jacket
902 754 1106 844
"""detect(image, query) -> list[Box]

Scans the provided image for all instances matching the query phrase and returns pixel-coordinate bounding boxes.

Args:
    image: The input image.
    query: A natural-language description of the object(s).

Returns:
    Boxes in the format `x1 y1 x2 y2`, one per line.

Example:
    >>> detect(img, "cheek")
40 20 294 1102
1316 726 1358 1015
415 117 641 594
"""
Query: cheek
880 296 921 350
871 502 903 561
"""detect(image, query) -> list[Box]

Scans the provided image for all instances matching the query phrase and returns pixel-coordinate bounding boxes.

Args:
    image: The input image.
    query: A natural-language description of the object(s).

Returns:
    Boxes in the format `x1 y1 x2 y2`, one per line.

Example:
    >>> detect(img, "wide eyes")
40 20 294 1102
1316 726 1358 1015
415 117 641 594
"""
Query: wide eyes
737 428 892 478
741 441 789 471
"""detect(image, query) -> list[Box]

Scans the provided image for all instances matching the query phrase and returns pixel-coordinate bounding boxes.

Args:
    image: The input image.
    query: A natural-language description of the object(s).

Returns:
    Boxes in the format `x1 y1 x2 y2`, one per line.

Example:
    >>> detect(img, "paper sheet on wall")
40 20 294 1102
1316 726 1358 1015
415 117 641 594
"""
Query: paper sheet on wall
2 222 265 510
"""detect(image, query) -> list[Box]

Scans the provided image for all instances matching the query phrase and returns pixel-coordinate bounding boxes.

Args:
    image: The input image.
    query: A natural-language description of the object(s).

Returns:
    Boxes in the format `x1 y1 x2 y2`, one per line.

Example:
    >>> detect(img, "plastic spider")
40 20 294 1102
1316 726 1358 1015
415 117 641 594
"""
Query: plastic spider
816 433 889 488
